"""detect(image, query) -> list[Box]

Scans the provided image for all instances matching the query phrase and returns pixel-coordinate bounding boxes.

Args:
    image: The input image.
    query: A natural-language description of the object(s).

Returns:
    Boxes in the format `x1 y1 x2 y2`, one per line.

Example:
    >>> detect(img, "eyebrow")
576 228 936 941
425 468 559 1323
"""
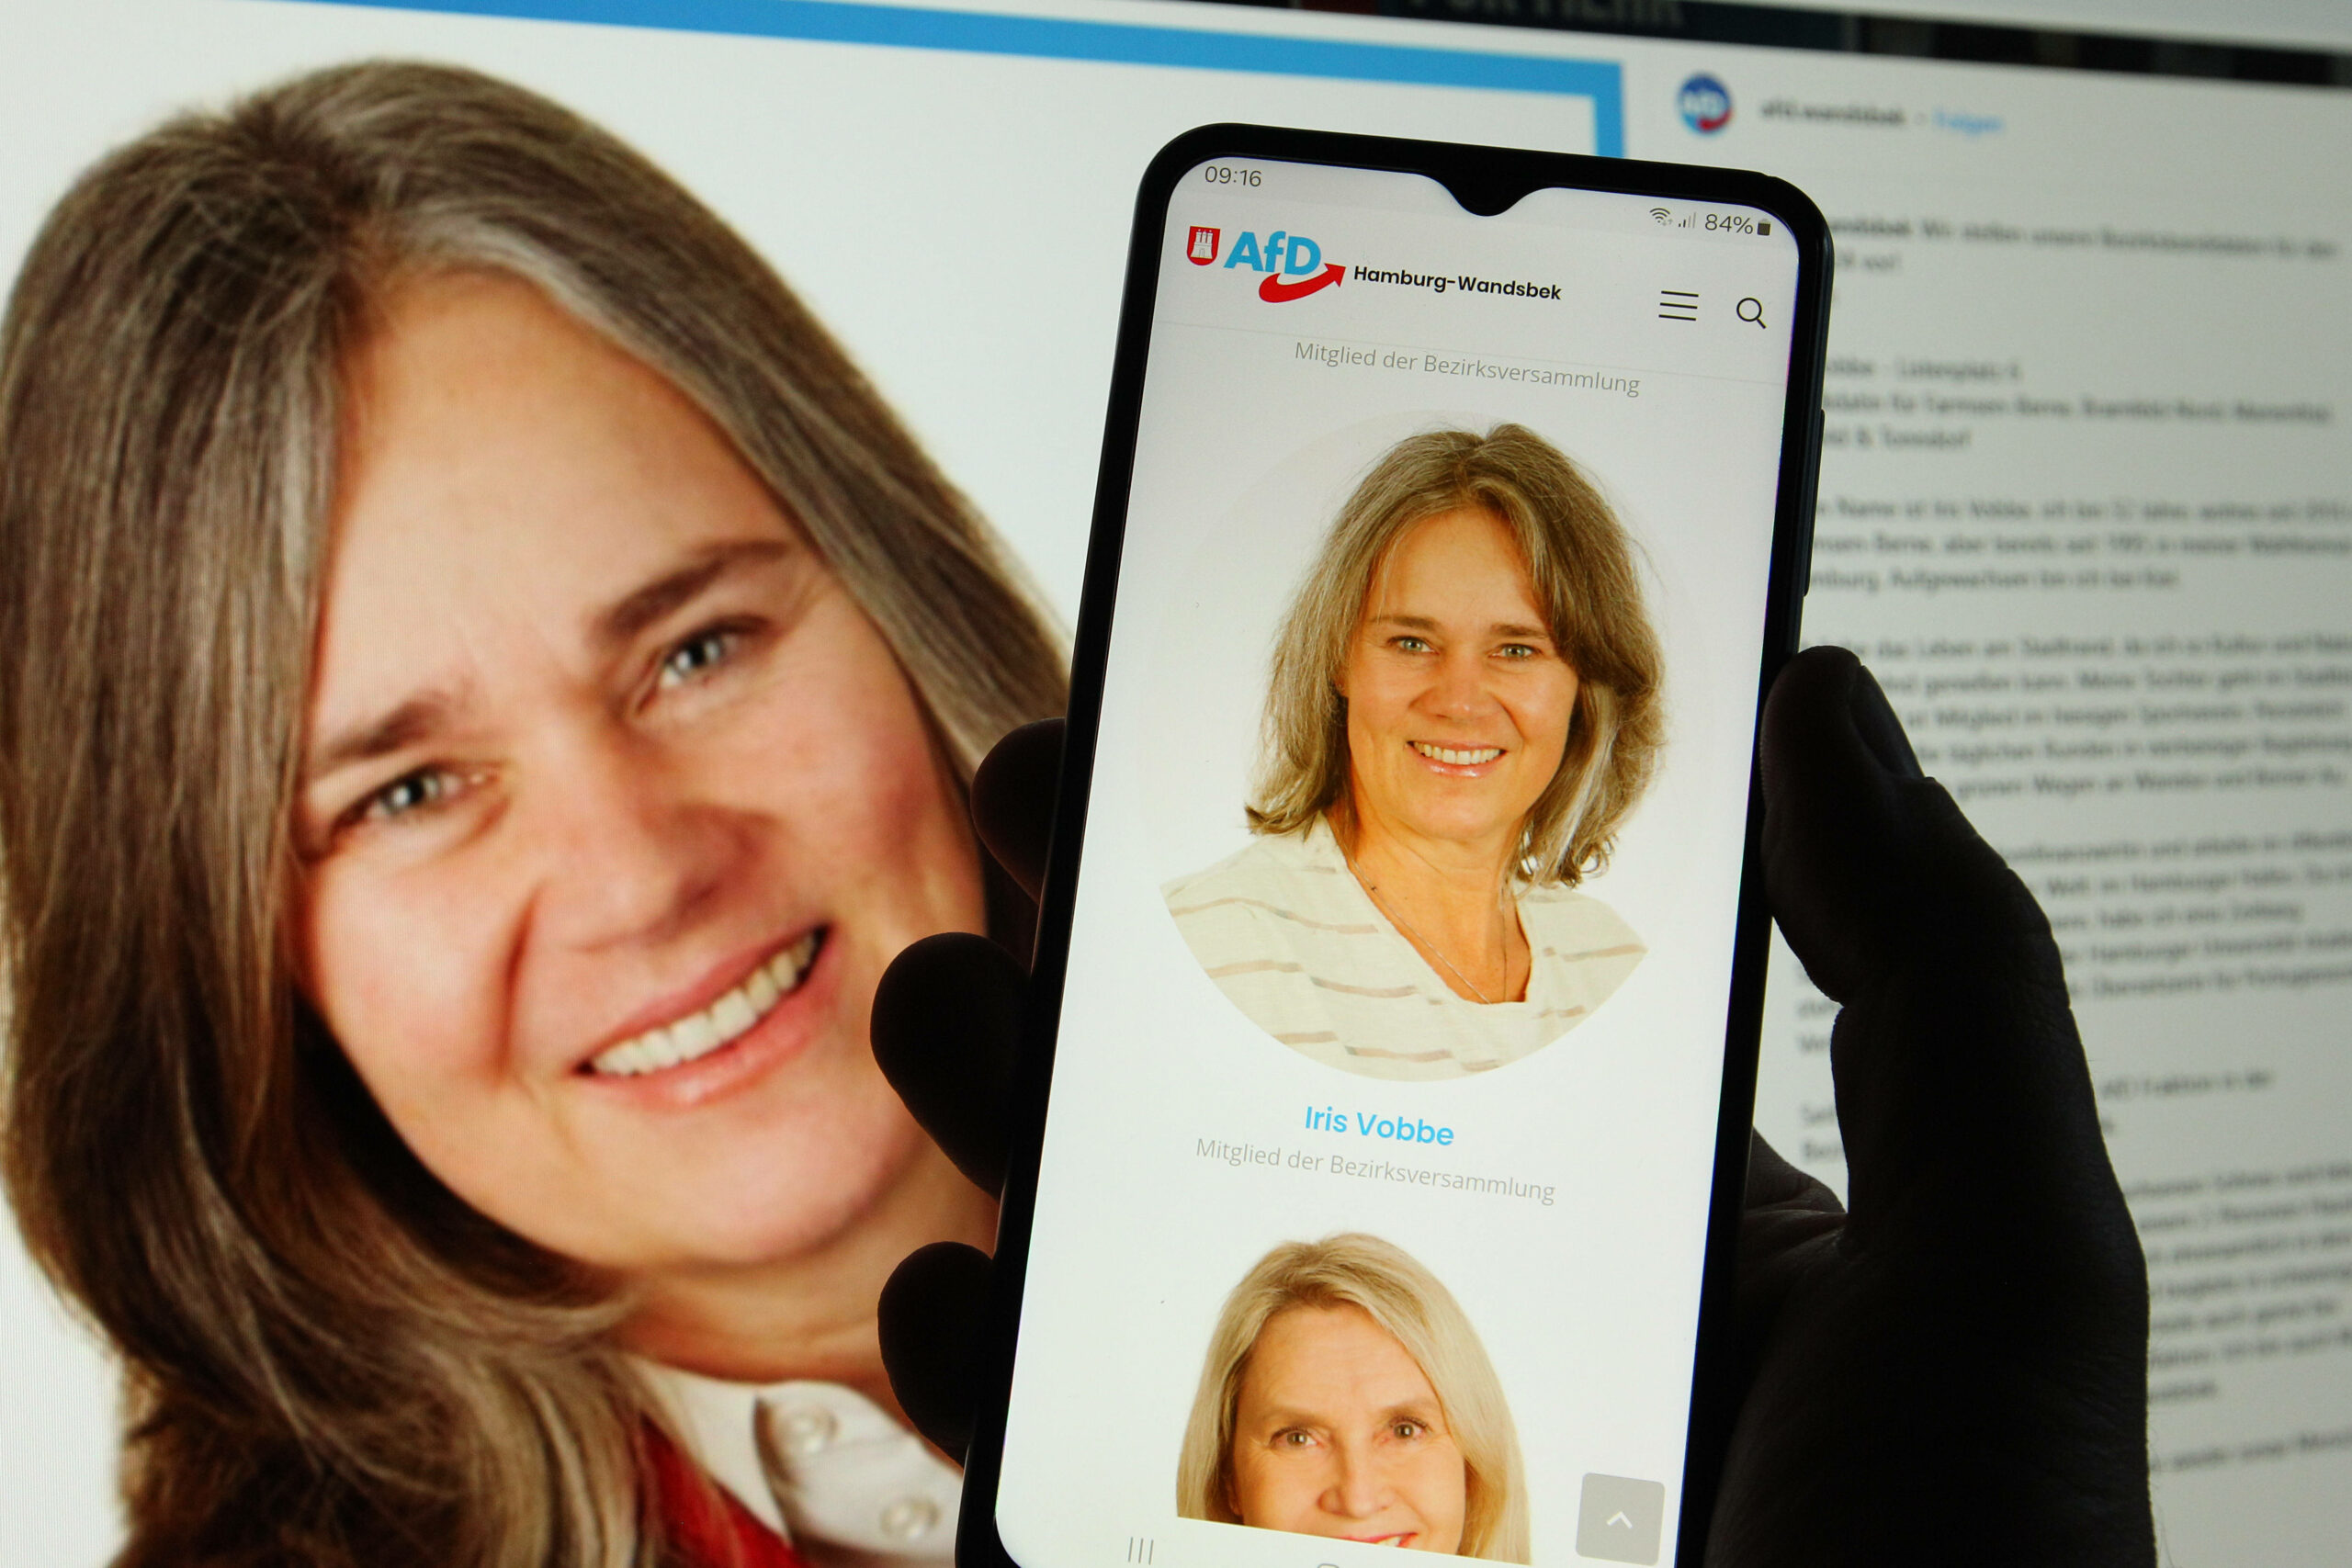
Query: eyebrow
591 536 798 652
303 536 800 786
305 693 462 782
1249 1400 1445 1429
1371 613 1553 640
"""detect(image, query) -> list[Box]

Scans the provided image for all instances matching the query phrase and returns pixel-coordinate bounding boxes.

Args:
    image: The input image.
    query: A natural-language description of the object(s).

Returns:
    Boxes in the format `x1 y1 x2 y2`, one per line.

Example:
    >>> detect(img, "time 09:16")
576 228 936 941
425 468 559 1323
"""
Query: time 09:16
1202 164 1262 186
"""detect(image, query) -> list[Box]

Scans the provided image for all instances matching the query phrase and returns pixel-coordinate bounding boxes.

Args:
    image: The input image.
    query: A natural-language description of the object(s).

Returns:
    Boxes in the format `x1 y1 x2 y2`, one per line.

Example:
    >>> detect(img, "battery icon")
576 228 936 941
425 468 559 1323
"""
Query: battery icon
1758 221 1774 236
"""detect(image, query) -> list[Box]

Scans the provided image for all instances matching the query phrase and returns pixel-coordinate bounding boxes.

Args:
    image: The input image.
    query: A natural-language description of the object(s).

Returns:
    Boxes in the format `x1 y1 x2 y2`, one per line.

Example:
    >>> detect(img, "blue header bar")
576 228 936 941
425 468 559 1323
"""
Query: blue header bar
316 0 1624 157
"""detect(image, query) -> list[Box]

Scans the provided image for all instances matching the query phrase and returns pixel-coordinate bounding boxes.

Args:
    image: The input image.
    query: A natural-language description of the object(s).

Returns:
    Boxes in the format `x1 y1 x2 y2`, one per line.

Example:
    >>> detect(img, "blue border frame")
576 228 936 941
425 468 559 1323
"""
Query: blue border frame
313 0 1625 156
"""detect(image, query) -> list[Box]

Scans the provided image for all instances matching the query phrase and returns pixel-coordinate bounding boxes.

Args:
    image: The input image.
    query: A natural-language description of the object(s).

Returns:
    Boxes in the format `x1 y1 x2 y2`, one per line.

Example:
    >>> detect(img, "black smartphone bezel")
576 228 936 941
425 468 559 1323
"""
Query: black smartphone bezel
956 122 1831 1568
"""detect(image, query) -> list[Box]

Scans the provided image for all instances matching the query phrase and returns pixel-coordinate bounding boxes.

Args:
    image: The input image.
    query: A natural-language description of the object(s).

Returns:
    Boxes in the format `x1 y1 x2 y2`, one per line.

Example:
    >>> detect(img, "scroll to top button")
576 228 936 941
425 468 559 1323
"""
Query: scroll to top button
1575 1472 1665 1564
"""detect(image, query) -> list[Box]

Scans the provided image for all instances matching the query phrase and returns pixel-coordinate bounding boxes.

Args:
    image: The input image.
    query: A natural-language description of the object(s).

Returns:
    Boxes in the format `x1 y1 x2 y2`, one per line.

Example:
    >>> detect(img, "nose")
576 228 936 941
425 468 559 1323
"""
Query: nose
1420 646 1497 720
523 719 735 953
1323 1434 1394 1521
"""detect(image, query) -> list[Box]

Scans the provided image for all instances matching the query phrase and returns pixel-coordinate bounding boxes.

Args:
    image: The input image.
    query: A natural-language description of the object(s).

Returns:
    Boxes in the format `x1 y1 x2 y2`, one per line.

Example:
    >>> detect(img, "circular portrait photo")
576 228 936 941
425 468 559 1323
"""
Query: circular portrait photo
1177 1233 1530 1562
1160 424 1662 1081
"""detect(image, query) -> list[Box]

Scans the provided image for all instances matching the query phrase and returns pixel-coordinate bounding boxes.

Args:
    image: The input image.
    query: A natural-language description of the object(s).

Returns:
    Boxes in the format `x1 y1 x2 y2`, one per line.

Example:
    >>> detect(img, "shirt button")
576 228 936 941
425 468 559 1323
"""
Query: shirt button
878 1495 940 1540
771 1403 839 1457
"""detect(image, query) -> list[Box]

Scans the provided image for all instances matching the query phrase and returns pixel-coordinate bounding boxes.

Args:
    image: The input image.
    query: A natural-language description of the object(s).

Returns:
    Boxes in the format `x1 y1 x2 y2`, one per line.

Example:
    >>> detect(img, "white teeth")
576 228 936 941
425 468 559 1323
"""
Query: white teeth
1413 741 1503 766
746 965 780 1014
588 931 823 1077
673 1011 720 1059
712 989 756 1038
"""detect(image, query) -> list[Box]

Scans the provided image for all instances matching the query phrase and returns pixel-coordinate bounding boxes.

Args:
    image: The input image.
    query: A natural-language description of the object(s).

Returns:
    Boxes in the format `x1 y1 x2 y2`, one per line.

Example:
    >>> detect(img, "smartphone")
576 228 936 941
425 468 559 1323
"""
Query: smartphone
962 126 1829 1568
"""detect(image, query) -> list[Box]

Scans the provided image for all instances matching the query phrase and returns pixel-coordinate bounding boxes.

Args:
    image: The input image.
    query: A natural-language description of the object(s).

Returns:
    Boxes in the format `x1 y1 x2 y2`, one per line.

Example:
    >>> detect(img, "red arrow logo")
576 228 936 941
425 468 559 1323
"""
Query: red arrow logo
1259 263 1346 302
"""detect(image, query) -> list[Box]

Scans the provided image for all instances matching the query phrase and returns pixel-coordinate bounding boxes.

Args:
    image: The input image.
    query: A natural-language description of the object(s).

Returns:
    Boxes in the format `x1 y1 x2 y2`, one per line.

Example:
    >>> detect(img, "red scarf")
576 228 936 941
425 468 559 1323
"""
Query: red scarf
646 1424 814 1568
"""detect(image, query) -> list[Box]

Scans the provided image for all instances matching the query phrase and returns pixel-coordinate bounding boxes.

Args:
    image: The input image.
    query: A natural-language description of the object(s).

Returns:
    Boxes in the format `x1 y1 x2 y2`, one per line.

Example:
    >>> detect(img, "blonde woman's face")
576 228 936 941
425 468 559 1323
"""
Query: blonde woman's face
294 273 987 1288
1340 507 1578 859
1227 1304 1468 1553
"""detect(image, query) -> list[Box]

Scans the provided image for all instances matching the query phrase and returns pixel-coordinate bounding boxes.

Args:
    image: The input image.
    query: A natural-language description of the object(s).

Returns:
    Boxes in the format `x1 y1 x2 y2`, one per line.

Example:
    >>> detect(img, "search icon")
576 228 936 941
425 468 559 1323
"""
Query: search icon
1736 296 1768 329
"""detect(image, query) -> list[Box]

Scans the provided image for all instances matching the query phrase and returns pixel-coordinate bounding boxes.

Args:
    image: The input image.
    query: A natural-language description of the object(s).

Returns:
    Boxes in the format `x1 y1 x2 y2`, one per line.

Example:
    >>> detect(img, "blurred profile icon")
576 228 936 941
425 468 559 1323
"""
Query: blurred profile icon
1736 296 1767 328
1189 225 1222 265
1677 73 1733 134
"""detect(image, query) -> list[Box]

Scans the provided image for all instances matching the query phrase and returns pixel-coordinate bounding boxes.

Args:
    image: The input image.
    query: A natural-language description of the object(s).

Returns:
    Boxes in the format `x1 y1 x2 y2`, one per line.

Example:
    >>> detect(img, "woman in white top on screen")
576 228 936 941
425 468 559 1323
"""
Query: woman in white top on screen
1164 425 1663 1079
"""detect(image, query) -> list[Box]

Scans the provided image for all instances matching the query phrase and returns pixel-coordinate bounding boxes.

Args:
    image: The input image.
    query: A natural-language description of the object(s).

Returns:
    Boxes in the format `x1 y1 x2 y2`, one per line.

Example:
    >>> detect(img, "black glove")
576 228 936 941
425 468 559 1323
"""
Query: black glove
872 647 2154 1566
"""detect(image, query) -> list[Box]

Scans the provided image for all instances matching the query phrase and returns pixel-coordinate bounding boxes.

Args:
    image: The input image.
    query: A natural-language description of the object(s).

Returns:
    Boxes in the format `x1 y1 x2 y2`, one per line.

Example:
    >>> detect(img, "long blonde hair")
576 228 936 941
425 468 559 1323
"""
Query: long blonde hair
1249 425 1663 885
0 62 1062 1567
1176 1234 1531 1562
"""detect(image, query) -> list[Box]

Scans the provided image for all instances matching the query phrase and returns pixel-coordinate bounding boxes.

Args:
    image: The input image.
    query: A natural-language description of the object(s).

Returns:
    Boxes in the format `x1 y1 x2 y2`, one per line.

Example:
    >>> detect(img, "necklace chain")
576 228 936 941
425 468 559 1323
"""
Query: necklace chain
1341 846 1506 1006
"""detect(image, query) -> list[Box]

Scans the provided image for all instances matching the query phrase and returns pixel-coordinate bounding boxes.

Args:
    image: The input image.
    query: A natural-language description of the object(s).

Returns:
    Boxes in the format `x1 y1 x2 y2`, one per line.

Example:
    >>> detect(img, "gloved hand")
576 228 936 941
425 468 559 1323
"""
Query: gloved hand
870 645 2154 1566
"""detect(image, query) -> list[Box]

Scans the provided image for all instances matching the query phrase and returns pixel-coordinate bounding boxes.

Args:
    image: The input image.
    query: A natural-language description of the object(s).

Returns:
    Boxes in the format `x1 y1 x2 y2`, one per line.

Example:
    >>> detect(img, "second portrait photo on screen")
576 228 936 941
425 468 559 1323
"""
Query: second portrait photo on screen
1176 1233 1530 1562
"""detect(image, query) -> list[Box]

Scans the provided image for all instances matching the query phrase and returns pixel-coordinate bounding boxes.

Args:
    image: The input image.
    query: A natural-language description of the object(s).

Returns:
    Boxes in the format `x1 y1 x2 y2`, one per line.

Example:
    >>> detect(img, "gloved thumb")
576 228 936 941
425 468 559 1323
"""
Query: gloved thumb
1758 646 2126 1275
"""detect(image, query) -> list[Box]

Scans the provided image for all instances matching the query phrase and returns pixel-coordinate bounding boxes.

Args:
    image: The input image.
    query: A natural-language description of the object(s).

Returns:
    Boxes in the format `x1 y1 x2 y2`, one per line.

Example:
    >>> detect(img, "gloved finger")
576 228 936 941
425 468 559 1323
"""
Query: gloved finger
970 718 1062 901
872 932 1023 1194
1730 1131 1847 1386
877 1241 994 1461
1742 1128 1845 1222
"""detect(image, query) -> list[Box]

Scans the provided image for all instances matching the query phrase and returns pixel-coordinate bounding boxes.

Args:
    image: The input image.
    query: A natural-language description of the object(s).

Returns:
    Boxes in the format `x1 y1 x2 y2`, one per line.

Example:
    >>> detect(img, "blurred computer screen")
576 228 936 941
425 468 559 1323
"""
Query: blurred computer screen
0 1 2343 1561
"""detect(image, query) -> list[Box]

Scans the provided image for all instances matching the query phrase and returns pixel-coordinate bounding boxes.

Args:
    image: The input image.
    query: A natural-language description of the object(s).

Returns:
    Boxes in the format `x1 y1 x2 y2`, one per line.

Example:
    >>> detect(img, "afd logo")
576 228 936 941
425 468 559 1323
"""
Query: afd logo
1679 73 1733 134
1187 225 1346 301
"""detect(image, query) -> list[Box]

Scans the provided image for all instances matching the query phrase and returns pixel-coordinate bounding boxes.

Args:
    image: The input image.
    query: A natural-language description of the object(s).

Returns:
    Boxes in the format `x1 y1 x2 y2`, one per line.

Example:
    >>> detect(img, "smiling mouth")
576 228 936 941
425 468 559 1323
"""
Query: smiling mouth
585 930 825 1077
1411 740 1503 766
1346 1531 1419 1548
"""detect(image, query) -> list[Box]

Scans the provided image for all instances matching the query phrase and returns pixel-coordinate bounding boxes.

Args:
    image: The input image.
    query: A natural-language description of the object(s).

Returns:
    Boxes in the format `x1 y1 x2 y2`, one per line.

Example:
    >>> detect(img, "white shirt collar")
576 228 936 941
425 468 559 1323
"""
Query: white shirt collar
638 1360 961 1565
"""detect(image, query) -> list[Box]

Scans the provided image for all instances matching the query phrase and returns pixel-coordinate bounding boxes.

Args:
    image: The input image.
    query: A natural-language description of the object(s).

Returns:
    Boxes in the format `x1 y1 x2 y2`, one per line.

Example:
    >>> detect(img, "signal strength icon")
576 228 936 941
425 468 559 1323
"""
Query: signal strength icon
1649 208 1674 225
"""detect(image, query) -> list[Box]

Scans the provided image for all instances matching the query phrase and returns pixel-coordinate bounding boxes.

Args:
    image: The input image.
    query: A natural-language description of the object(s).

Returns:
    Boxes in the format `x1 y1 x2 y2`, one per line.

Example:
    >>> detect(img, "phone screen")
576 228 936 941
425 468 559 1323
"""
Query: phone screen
989 151 1811 1568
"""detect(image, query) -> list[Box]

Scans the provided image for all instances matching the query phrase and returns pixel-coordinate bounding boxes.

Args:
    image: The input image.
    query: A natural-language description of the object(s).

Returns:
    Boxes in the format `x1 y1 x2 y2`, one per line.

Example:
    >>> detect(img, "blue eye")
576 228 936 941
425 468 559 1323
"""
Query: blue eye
360 768 455 825
659 627 736 688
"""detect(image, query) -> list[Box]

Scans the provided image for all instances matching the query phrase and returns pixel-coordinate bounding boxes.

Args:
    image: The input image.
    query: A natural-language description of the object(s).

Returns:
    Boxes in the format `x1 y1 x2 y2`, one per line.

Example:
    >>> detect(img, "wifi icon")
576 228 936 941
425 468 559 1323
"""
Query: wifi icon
1649 208 1674 225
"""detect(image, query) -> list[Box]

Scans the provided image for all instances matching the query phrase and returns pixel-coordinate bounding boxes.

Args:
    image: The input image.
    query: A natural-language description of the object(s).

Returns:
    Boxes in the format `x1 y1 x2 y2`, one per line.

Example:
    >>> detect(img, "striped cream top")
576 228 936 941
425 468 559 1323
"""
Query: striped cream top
1162 818 1645 1080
